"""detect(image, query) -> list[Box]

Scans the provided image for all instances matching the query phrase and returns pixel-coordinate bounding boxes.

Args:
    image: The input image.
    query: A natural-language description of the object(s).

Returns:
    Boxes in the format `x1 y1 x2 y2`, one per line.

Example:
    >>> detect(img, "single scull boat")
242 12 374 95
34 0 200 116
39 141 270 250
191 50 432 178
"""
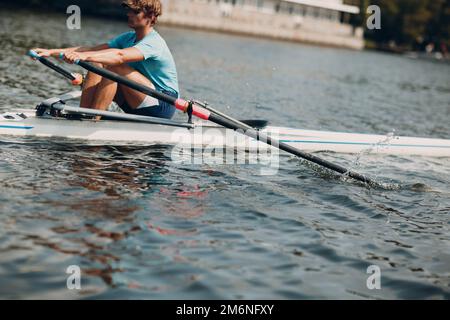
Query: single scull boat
3 50 449 186
1 90 449 157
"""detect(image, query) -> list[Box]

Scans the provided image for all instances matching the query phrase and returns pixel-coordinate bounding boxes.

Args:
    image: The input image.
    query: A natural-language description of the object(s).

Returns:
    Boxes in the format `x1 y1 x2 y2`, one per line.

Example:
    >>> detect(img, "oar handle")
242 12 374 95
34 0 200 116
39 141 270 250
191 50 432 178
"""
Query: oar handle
28 50 42 60
28 50 83 85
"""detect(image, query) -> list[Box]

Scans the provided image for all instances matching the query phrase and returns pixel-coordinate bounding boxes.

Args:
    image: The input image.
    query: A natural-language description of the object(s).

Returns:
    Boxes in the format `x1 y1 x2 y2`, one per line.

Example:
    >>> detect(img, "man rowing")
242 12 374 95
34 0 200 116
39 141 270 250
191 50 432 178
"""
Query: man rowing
32 0 178 119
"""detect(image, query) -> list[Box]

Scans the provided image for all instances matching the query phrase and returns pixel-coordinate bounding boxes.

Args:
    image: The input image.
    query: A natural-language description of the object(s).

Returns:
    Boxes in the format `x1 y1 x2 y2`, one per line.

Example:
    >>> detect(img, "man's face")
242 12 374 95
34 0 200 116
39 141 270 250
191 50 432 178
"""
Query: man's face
126 8 150 28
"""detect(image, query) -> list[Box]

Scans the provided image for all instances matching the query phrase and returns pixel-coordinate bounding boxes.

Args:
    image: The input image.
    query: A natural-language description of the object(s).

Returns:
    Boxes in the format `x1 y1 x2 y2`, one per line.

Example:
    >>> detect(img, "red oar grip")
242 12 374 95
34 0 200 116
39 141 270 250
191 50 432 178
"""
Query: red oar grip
71 73 83 86
175 99 211 120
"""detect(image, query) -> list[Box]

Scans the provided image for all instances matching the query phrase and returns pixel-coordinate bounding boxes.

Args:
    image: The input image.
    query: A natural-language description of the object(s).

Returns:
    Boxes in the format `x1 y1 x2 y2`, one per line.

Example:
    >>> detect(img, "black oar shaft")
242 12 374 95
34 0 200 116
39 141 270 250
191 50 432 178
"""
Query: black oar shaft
75 60 375 185
77 60 177 105
38 56 76 81
28 50 76 80
28 51 83 86
208 114 372 183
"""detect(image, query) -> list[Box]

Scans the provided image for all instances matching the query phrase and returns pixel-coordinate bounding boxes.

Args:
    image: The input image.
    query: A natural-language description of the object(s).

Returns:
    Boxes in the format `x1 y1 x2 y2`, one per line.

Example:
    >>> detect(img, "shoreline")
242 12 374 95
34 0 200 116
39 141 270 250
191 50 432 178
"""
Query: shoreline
2 1 448 62
1 0 363 50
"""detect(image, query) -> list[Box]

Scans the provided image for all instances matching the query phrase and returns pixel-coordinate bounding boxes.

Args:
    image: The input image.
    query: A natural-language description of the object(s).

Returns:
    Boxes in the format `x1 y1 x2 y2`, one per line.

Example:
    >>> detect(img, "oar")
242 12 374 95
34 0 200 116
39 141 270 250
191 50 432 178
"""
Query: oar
28 50 83 85
72 60 378 185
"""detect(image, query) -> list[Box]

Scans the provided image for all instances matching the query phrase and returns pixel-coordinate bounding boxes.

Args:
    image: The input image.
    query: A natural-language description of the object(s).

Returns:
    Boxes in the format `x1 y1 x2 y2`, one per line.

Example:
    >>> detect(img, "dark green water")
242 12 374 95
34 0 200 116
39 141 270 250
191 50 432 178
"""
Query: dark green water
0 7 449 299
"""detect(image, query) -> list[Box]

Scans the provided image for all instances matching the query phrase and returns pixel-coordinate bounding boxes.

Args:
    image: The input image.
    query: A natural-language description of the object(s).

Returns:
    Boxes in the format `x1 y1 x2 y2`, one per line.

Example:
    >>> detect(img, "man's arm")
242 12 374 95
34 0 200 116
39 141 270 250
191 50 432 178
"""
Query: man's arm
32 44 110 58
64 47 145 65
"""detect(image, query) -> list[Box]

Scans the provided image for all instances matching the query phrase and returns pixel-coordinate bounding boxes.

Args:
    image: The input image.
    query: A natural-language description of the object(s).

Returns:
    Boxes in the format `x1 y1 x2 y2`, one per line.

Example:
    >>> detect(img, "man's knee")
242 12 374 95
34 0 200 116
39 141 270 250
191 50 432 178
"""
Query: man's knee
106 64 124 72
85 62 104 80
106 64 133 76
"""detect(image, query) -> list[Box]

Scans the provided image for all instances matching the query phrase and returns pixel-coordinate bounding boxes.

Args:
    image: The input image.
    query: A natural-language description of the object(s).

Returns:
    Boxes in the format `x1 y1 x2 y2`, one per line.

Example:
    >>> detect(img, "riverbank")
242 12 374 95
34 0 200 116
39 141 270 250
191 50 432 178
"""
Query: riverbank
3 0 448 60
1 0 364 50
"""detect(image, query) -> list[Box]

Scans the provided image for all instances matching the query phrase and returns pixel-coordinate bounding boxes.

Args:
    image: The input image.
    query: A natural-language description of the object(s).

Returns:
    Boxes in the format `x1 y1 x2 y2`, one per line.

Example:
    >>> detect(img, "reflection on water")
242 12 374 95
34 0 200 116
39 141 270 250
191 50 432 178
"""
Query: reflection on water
1 137 449 299
0 140 226 298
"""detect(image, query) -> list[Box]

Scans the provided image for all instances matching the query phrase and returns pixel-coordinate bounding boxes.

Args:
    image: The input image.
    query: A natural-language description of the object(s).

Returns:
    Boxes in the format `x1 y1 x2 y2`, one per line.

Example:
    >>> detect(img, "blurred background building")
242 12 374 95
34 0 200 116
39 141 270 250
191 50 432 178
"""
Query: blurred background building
159 0 363 49
2 0 448 56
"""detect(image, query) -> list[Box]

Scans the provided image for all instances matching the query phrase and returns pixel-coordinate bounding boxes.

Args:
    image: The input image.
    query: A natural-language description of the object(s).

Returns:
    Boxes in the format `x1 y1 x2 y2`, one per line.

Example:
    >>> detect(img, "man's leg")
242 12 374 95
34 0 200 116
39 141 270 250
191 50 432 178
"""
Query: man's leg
89 76 118 111
107 64 157 109
80 63 104 109
81 63 156 113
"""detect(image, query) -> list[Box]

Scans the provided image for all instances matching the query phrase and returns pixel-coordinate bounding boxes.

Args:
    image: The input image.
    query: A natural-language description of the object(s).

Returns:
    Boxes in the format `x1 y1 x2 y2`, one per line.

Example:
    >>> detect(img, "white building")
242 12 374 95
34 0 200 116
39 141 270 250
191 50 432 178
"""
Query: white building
220 0 359 20
160 0 363 49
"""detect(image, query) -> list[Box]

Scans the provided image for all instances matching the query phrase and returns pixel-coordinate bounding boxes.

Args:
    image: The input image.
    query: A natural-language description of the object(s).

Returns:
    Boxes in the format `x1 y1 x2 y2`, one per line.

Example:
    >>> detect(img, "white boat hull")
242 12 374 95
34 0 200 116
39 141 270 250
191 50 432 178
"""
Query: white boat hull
1 110 449 157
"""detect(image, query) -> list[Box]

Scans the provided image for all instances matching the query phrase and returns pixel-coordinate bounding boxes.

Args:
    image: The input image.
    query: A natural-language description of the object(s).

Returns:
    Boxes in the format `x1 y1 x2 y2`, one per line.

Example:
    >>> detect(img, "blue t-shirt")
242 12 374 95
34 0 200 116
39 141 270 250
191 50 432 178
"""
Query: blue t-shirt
108 30 179 95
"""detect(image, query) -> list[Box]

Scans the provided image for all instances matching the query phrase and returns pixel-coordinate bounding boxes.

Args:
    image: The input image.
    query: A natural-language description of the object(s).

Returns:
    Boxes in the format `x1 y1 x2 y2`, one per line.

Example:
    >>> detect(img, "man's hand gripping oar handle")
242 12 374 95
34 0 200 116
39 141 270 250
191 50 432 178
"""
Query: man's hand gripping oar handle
28 50 83 86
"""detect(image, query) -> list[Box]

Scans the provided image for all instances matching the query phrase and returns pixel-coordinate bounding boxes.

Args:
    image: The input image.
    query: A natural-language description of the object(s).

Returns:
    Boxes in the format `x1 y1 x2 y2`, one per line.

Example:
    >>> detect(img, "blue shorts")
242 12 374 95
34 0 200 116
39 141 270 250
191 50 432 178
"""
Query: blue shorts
119 90 177 119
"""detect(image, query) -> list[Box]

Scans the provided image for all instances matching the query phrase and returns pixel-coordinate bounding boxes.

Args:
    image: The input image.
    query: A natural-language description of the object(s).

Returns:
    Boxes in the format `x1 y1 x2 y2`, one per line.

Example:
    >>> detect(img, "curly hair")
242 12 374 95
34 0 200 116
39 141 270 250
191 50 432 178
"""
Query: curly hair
122 0 162 25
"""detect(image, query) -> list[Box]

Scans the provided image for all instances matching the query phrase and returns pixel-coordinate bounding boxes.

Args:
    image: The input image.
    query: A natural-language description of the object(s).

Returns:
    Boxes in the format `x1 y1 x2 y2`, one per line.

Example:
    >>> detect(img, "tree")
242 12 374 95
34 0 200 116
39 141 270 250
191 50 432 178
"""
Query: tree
344 0 450 51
